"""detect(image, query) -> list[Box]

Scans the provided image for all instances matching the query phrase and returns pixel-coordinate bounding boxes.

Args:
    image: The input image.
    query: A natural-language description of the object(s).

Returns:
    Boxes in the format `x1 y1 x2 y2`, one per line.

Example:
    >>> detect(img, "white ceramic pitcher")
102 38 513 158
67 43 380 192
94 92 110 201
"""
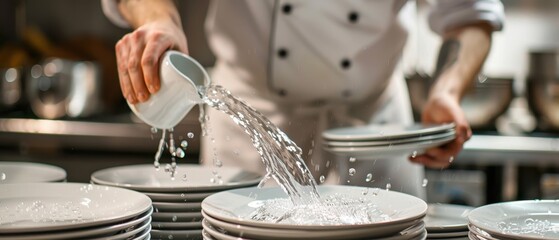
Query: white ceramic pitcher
128 50 211 129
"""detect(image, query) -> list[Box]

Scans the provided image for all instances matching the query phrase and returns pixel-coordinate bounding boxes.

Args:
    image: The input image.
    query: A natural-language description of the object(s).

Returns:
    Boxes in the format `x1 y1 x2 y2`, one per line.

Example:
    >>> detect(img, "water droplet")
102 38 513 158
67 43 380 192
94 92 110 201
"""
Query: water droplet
0 173 6 181
349 157 356 163
214 160 223 167
365 173 373 182
449 156 455 163
326 161 330 168
411 151 417 158
175 148 185 158
386 183 392 191
182 174 187 181
172 215 177 222
422 178 428 187
478 73 488 83
150 127 158 134
168 235 174 240
348 168 356 176
319 175 325 183
153 161 160 170
180 140 188 148
210 178 216 184
362 188 369 195
187 132 195 139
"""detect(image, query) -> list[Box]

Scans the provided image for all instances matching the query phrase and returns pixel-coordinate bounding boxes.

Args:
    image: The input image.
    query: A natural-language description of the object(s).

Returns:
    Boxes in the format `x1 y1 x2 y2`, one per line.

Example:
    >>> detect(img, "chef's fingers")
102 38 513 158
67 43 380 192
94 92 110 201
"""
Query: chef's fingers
410 136 464 168
410 154 452 169
142 34 173 94
115 34 137 104
127 30 150 102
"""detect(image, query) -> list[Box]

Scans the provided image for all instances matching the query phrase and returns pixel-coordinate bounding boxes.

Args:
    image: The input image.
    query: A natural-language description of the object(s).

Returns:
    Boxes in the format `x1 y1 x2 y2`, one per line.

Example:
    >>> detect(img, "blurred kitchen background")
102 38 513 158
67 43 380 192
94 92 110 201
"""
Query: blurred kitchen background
1 0 559 206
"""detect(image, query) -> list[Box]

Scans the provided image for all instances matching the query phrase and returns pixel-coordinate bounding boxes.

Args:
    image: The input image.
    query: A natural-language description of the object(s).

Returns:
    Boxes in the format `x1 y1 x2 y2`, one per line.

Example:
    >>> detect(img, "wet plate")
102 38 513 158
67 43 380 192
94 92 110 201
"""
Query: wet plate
322 123 455 141
468 200 559 240
325 130 455 147
91 164 262 192
150 229 203 240
0 208 152 240
152 221 202 230
152 201 202 212
324 135 455 158
0 161 66 183
143 191 213 202
424 203 473 232
0 183 152 233
202 185 426 232
202 211 425 240
152 211 203 222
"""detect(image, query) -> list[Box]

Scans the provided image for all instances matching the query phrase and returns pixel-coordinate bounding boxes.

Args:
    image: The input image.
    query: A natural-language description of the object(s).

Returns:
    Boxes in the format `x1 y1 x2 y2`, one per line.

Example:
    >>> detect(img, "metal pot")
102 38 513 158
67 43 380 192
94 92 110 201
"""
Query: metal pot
406 73 514 130
26 58 102 119
526 50 559 131
0 67 24 111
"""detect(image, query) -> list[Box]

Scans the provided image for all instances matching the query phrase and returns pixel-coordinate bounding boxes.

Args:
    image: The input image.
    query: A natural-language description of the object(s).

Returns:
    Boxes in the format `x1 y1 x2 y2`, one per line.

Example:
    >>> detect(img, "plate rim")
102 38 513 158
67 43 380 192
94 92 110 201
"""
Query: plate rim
0 183 152 234
90 164 262 193
0 161 67 183
322 123 455 141
468 200 559 240
201 185 427 230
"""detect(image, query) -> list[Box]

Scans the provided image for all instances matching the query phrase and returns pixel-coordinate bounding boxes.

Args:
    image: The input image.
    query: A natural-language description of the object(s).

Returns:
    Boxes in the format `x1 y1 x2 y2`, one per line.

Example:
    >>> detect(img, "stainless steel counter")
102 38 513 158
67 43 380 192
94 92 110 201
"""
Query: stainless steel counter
460 134 559 165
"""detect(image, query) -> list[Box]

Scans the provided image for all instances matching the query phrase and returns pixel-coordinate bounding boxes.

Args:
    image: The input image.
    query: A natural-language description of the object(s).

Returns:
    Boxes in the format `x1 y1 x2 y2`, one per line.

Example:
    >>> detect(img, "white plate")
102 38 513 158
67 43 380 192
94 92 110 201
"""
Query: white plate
143 191 213 202
203 211 425 240
153 201 202 212
325 131 455 147
152 211 203 222
0 161 66 183
88 218 151 240
424 204 473 232
202 219 426 240
468 200 559 240
468 224 500 240
324 135 455 158
0 207 152 240
322 123 455 141
91 164 262 192
152 221 202 230
150 229 203 240
202 185 427 231
0 183 152 233
427 230 469 238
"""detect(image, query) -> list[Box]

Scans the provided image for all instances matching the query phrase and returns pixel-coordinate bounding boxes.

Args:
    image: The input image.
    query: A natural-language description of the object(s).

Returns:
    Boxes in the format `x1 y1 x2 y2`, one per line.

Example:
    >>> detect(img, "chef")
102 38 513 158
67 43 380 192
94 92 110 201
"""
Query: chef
102 0 504 199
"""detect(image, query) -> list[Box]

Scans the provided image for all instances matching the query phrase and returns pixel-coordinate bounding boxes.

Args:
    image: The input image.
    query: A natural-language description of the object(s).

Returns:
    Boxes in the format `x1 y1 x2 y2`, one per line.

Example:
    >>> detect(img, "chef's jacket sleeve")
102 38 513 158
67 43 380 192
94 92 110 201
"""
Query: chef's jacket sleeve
101 0 131 28
428 0 504 35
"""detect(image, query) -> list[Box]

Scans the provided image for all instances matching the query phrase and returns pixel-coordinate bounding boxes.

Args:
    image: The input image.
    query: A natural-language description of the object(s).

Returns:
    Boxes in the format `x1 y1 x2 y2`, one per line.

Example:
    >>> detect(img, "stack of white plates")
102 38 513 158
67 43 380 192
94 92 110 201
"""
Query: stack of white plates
423 204 472 240
322 123 456 158
201 185 428 240
0 161 67 183
468 200 559 240
0 183 152 240
91 164 262 240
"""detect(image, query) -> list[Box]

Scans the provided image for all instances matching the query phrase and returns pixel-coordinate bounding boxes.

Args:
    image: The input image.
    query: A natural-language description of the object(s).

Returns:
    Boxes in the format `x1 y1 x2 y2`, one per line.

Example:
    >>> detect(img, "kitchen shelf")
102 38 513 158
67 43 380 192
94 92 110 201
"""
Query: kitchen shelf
0 113 202 153
460 134 559 166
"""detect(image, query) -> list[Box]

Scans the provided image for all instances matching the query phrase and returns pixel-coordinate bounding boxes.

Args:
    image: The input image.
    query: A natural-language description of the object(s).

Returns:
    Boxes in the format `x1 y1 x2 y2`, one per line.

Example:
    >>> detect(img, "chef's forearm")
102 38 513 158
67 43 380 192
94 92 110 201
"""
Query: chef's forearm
430 22 493 101
117 0 181 29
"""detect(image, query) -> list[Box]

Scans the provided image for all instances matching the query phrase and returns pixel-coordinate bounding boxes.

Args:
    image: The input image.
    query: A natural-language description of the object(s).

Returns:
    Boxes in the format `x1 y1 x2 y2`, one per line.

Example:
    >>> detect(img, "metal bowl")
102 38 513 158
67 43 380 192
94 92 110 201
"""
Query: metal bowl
406 73 514 130
526 50 559 131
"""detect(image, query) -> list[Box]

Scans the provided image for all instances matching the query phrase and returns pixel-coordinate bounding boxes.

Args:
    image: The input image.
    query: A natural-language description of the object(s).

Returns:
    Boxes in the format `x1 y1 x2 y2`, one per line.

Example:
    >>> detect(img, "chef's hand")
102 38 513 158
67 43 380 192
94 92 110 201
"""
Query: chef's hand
409 92 472 169
115 0 187 104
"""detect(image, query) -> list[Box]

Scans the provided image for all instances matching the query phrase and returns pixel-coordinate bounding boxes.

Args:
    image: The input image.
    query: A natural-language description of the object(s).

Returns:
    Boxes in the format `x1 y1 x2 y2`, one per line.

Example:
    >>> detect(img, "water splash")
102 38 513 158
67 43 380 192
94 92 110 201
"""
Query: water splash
201 85 319 204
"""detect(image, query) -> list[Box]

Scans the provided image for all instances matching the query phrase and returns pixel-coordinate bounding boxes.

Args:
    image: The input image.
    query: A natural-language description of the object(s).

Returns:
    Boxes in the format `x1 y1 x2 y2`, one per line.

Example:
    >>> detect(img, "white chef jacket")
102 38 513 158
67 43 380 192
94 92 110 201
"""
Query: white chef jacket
103 0 504 199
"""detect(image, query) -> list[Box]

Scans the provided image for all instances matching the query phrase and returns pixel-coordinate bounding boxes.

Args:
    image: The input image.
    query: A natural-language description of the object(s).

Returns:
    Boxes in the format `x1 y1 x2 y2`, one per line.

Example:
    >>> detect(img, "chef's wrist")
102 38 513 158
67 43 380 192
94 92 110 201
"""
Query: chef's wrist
118 0 182 29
